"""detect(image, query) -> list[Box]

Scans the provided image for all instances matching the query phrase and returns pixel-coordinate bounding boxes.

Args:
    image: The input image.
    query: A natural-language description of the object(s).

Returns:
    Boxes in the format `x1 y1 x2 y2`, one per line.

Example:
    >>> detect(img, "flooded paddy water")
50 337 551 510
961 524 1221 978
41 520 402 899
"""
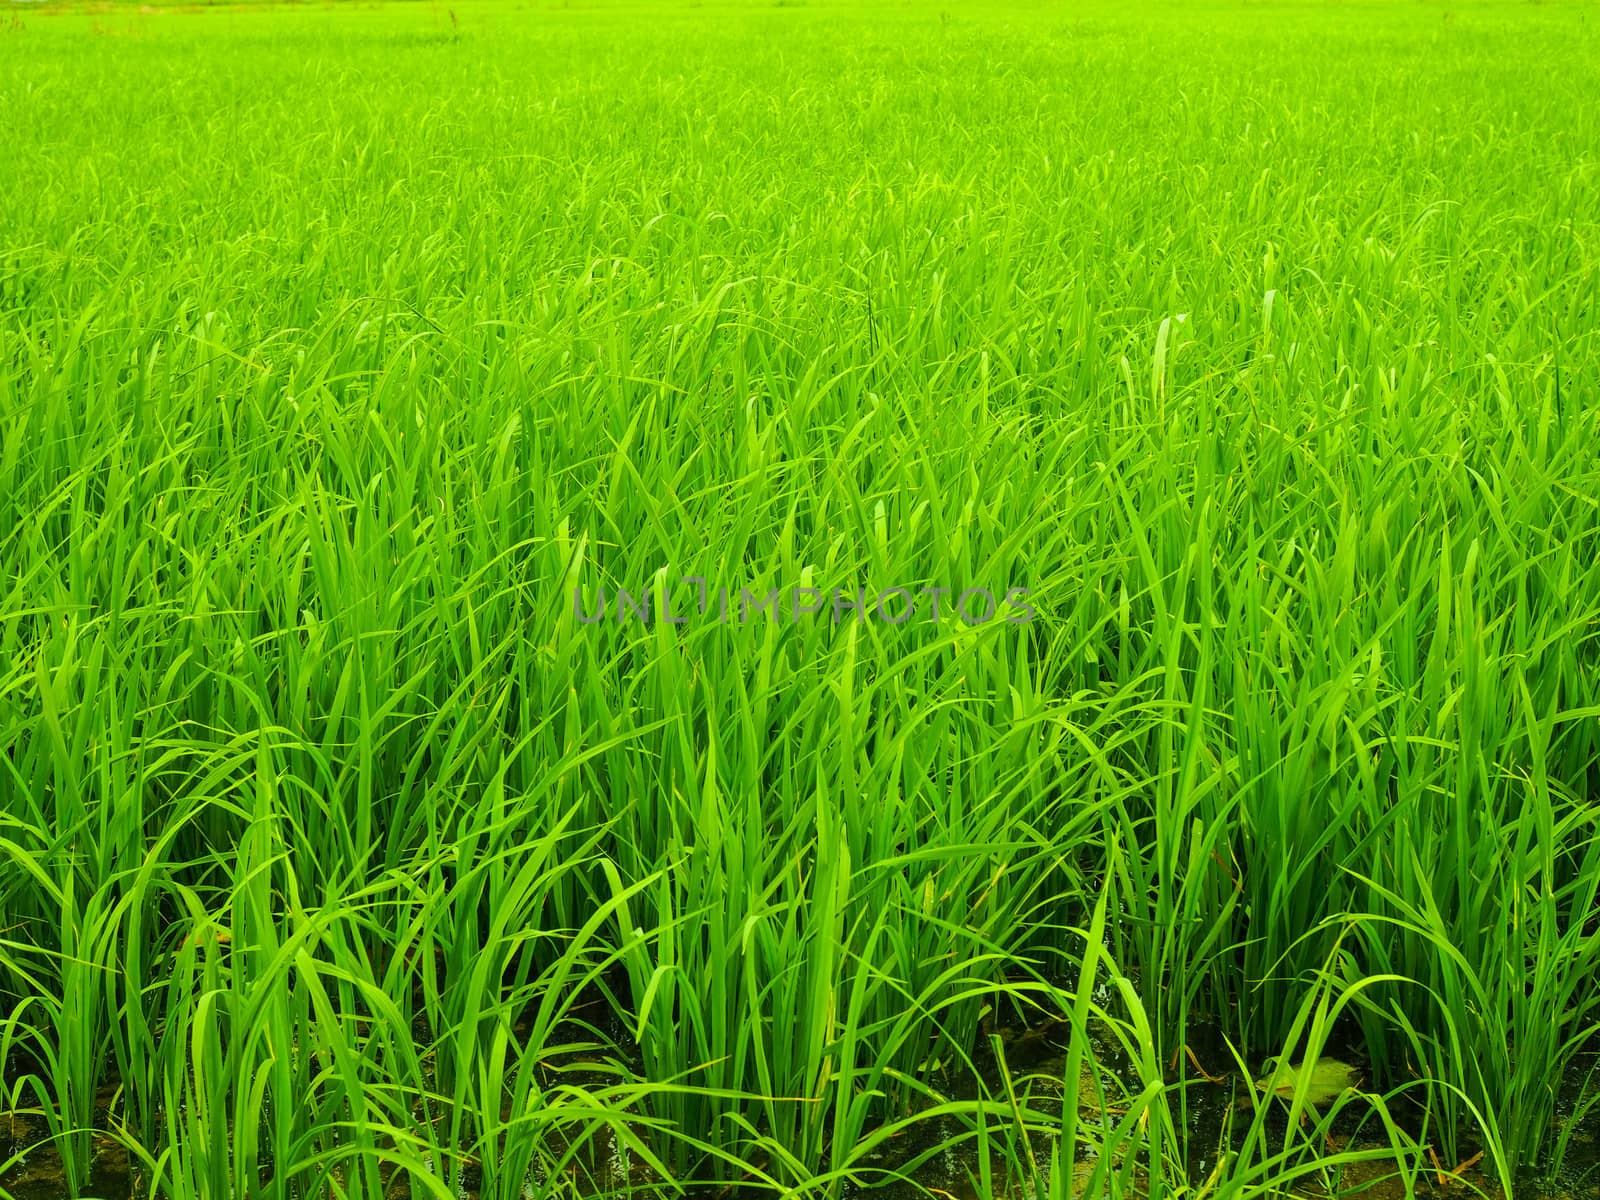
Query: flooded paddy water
5 1015 1596 1199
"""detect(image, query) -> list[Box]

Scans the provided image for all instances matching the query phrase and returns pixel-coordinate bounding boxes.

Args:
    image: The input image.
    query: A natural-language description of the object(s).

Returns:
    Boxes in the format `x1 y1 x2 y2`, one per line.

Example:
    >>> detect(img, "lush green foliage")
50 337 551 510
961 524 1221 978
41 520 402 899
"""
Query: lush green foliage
3 1 1599 1197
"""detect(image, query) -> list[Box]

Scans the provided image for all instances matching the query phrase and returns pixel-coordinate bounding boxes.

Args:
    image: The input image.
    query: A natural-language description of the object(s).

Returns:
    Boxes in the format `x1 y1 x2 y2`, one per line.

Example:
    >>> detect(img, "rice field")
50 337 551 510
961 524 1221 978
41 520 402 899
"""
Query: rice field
3 0 1600 1196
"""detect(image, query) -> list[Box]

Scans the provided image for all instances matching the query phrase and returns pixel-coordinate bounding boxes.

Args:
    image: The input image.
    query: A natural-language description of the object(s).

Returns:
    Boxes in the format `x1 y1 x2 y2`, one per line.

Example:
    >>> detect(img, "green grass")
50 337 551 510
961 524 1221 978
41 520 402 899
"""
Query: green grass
3 0 1600 1197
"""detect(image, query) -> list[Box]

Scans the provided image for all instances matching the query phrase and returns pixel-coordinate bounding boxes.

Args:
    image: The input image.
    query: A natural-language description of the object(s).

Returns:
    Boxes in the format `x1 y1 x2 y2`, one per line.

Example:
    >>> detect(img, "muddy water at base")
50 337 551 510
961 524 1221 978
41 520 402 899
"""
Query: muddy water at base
3 1043 1596 1200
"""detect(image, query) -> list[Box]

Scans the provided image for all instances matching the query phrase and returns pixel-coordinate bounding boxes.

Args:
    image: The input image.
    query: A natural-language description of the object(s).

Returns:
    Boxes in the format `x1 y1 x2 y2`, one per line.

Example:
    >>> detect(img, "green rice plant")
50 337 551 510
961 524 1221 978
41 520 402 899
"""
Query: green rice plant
0 859 113 1196
1032 881 1183 1200
1215 939 1435 1200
